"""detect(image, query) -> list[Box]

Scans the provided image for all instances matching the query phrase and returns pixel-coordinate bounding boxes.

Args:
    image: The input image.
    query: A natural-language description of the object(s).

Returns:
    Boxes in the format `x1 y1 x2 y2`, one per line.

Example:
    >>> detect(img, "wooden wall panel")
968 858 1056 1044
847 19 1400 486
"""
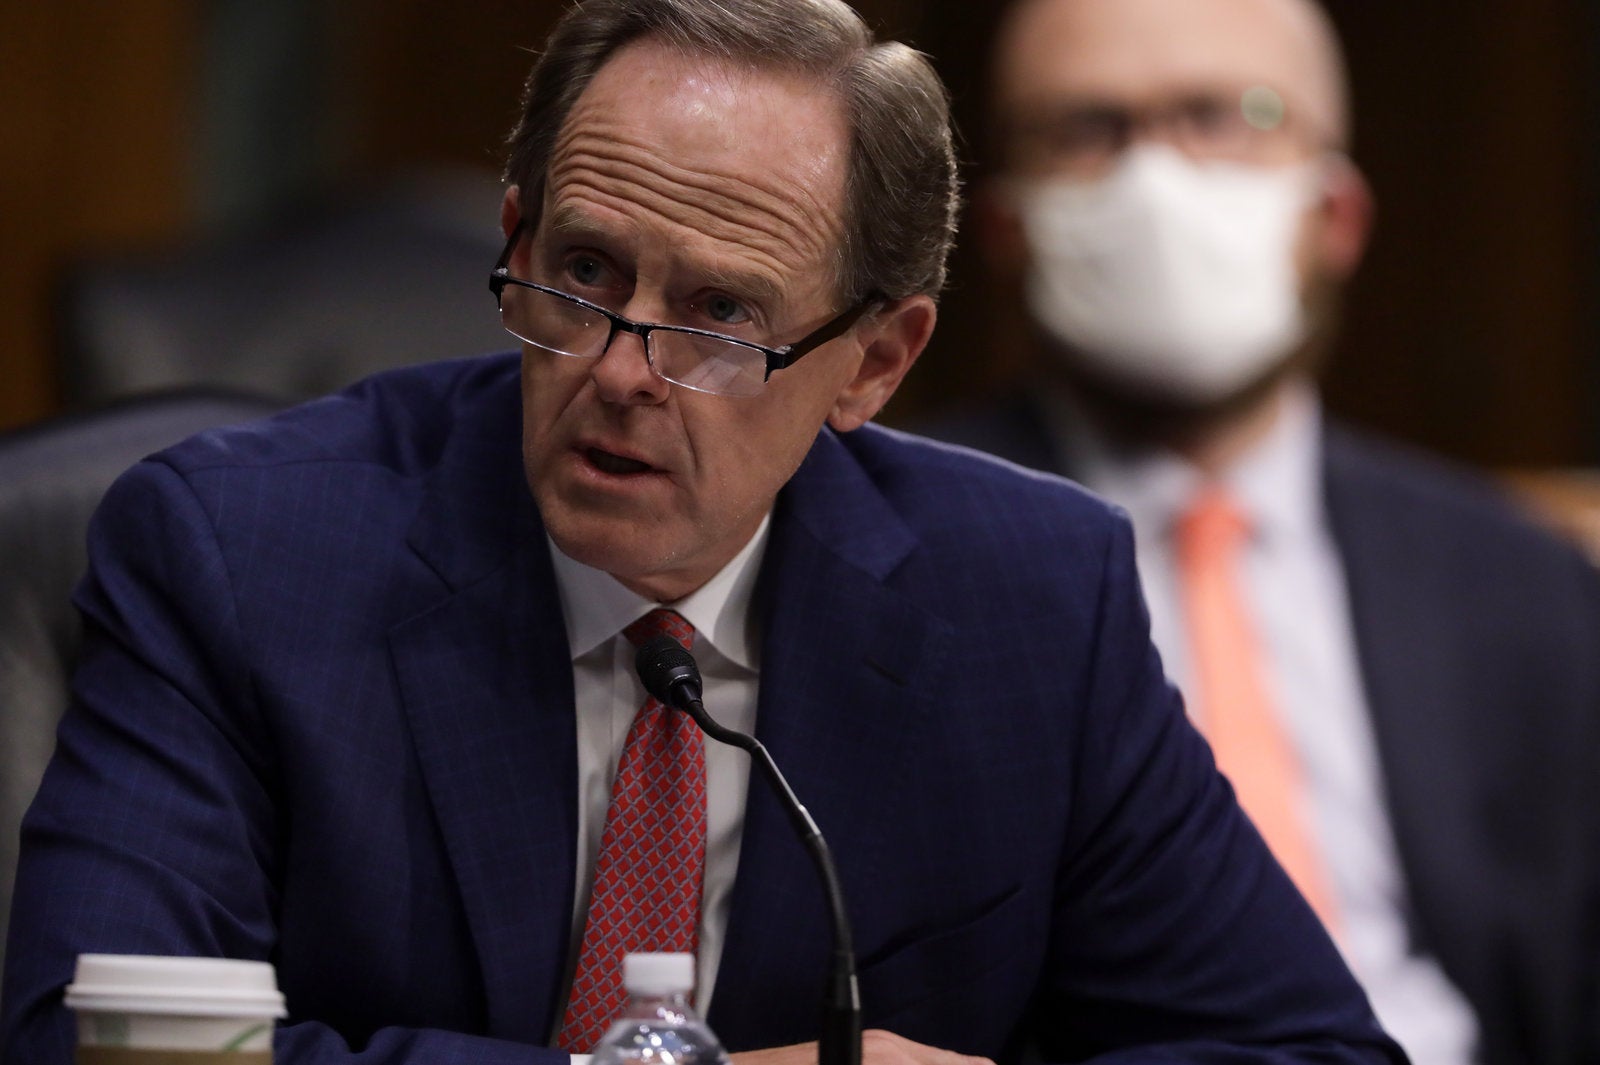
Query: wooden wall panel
0 2 197 431
1322 0 1596 465
329 0 565 178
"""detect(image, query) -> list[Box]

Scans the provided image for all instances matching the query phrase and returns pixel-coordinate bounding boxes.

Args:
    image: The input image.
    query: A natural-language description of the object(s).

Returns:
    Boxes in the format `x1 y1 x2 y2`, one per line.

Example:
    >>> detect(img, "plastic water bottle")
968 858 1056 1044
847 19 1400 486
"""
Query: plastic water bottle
590 953 730 1065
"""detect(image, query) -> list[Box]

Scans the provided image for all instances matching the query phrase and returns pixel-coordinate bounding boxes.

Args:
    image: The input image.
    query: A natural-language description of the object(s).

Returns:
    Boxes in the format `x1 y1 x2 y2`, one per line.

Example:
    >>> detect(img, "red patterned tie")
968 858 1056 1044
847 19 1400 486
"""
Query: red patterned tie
557 609 706 1051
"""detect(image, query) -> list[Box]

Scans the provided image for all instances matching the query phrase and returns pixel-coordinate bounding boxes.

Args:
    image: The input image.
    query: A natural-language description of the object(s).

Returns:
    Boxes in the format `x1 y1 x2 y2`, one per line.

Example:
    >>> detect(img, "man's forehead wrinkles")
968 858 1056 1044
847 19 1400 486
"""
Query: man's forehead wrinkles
556 176 799 301
554 127 841 248
557 152 835 260
548 140 840 290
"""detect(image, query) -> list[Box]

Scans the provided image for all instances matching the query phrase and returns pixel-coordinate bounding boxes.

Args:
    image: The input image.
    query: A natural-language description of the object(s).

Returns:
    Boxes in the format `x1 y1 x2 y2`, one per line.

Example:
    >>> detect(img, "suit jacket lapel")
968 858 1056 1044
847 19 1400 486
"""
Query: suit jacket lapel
707 428 954 1049
388 393 579 1043
1321 428 1462 950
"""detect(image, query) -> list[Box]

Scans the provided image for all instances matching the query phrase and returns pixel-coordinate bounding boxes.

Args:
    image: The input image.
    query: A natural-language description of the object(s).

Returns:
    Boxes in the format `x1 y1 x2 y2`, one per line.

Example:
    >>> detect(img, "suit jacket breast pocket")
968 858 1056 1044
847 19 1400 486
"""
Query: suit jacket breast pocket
856 882 1041 1047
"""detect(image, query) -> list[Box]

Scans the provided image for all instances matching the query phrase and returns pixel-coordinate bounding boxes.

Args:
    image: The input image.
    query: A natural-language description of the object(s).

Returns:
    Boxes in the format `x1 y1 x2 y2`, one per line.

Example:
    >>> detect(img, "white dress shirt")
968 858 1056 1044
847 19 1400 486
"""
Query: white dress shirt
1048 384 1478 1065
548 515 769 1023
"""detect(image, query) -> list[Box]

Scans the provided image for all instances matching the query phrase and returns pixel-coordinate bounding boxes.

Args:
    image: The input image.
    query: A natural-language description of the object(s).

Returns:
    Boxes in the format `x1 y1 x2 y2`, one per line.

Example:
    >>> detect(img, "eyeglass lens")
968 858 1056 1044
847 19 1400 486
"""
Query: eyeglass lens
499 283 770 397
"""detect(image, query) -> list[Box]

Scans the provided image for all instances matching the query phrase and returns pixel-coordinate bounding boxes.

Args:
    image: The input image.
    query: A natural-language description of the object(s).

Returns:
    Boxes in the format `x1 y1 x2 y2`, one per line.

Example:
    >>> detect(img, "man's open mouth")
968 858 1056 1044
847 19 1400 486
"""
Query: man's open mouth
586 448 655 475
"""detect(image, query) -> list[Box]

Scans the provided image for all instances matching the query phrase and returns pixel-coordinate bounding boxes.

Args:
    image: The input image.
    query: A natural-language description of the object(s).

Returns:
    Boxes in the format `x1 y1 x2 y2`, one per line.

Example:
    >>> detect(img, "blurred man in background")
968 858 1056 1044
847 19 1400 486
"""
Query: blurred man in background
924 0 1600 1061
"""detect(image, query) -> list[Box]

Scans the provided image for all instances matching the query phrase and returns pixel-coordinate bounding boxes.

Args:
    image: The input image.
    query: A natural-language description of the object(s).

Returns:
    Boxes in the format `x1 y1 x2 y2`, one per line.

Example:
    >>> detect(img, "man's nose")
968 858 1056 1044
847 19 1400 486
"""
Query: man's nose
591 328 671 406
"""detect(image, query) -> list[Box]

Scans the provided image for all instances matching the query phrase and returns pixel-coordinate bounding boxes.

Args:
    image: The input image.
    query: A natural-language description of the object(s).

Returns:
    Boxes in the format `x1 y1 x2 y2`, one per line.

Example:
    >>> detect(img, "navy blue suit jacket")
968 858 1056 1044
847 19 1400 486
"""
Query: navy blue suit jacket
918 390 1600 1065
2 355 1399 1063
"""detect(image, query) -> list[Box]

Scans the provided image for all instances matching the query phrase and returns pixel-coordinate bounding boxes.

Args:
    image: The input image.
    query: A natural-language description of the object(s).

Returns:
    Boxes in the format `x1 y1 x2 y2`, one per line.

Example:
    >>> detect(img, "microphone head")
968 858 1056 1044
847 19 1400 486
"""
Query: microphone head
635 635 703 707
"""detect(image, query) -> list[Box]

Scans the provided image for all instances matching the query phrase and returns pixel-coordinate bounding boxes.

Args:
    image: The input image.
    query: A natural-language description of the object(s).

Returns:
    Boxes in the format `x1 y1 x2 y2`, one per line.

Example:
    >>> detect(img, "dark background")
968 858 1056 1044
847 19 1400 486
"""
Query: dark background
4 0 1596 468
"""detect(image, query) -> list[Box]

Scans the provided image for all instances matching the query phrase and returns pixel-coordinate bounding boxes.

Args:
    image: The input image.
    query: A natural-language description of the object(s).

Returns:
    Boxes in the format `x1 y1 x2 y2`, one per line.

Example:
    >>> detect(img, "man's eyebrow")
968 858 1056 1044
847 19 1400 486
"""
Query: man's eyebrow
698 263 784 309
545 203 787 311
546 202 617 241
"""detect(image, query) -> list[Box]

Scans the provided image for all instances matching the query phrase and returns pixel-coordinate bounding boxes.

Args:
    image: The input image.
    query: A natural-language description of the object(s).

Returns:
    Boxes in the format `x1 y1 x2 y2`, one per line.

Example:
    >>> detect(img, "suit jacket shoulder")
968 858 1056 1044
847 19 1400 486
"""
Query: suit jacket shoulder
806 420 1121 571
908 391 1060 475
1325 421 1598 586
153 352 522 480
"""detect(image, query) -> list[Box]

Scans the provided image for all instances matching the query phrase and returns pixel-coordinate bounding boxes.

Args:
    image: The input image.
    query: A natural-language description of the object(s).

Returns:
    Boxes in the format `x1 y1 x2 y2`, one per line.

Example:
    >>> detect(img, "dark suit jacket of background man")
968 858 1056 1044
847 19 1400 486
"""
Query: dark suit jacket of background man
1 354 1399 1064
921 391 1600 1065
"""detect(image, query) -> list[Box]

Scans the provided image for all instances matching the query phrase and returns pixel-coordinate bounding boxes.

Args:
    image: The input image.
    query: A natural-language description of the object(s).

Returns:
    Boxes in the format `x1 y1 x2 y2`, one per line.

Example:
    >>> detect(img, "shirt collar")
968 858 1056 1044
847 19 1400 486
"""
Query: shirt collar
548 513 771 671
1229 383 1325 543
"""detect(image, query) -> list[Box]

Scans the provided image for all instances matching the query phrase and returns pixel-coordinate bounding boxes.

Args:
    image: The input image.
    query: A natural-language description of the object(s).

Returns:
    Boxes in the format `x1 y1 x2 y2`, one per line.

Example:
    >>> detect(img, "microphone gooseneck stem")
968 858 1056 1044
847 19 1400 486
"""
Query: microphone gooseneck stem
676 690 861 1065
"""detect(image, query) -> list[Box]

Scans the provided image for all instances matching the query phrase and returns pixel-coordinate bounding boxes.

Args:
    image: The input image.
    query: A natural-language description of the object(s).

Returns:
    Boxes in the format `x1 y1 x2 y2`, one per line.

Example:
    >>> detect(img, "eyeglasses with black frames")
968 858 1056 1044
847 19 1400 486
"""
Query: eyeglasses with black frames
489 221 882 398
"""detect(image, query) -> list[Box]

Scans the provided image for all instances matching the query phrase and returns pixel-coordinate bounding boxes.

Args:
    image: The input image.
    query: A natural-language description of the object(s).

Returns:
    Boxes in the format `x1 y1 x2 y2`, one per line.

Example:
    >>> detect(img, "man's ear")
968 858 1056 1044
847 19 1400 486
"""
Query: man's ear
1311 154 1374 279
500 184 535 279
827 295 937 432
500 184 521 239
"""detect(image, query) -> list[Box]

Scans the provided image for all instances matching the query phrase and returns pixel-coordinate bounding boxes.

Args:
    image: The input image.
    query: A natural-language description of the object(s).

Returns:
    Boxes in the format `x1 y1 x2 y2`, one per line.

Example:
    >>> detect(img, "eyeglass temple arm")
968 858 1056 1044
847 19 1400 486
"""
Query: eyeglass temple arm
765 295 886 379
490 220 528 294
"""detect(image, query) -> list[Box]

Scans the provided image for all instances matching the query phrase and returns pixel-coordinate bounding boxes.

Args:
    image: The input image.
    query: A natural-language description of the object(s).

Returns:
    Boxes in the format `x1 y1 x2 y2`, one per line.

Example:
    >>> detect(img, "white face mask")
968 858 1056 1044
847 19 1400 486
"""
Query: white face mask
1015 145 1323 405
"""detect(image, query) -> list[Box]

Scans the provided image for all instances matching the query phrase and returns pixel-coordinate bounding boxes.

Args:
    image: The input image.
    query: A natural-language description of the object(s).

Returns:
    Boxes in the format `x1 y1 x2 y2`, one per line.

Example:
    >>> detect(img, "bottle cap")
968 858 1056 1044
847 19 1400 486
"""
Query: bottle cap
622 952 694 996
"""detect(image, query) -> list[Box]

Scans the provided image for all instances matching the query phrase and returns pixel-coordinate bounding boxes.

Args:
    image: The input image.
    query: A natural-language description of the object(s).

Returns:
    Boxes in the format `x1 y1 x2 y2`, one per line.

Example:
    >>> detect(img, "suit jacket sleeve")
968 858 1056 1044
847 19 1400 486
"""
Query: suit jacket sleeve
0 457 568 1065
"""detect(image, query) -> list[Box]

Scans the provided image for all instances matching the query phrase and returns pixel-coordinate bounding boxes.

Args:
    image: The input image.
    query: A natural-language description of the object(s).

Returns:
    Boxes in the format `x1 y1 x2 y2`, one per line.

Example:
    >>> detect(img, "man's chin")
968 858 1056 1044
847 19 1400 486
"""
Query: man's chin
539 512 691 602
546 514 649 574
1048 353 1302 449
1099 375 1264 419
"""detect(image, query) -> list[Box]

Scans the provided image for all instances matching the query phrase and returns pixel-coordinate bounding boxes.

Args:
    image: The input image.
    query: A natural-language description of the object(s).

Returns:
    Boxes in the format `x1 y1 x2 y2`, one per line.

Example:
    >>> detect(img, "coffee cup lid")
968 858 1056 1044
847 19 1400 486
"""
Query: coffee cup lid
65 955 287 1019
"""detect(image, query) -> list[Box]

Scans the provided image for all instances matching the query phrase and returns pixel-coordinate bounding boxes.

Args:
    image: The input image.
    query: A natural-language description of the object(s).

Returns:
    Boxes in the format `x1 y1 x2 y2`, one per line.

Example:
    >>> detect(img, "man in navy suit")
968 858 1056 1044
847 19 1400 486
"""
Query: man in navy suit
2 0 1401 1062
922 0 1600 1061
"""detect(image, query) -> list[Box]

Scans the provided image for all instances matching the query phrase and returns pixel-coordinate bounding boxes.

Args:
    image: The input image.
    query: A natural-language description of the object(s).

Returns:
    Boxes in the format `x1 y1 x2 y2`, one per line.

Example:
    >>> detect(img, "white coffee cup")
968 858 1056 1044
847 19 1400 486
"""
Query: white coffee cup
65 954 286 1063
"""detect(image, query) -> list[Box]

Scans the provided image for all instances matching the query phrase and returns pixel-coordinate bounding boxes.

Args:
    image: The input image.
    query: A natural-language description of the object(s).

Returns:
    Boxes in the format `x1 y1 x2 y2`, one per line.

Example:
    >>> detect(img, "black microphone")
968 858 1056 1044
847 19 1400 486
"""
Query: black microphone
636 636 861 1065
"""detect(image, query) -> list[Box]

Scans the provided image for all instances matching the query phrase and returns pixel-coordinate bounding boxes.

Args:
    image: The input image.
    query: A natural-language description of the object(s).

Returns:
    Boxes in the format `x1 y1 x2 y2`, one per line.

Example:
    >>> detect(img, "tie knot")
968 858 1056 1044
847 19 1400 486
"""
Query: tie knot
1176 488 1250 556
623 608 694 651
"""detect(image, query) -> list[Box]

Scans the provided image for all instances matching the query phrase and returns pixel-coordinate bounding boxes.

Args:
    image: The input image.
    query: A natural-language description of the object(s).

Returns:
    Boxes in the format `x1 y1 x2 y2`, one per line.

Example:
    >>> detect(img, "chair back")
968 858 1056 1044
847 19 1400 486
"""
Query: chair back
1502 468 1600 567
0 391 281 976
59 170 509 404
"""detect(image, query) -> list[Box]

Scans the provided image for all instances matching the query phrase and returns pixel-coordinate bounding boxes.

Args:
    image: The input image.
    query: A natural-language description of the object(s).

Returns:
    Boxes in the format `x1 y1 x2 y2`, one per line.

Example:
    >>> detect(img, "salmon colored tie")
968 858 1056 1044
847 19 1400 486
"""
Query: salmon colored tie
1176 489 1339 933
558 609 705 1051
